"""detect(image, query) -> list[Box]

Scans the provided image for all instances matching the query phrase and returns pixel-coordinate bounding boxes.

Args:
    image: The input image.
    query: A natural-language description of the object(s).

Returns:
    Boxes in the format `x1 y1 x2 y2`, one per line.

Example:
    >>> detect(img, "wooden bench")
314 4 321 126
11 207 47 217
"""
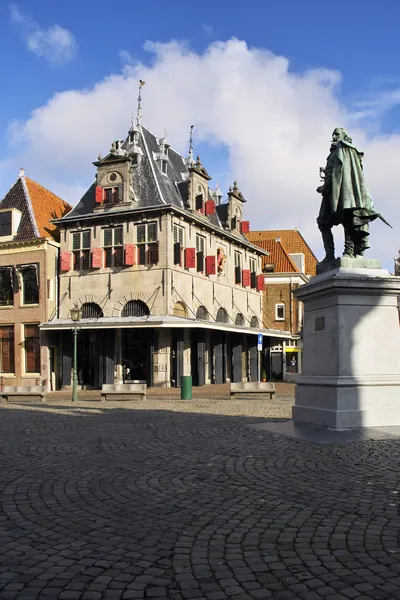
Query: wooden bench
0 385 45 402
101 383 146 401
230 382 276 399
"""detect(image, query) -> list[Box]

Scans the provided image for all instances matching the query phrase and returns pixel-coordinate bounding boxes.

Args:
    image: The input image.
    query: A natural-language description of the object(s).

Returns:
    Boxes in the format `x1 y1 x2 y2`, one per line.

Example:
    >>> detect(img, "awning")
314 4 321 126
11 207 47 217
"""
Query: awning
40 314 293 339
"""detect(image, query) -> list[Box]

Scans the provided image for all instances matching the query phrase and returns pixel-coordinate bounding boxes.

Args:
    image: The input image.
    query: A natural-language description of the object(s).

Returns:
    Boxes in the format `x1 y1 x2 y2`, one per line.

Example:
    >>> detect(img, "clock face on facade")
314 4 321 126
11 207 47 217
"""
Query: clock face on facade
109 172 117 182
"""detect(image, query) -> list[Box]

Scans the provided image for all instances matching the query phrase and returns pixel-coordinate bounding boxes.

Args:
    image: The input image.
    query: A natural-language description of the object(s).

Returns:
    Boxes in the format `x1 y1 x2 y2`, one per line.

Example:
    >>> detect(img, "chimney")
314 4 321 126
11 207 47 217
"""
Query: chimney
19 168 25 178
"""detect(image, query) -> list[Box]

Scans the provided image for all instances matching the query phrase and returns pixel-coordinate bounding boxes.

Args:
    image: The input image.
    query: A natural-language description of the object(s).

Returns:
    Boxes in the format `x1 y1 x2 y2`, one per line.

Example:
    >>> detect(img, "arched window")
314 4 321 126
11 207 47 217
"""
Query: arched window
216 308 229 324
121 300 150 317
235 313 245 326
250 316 259 328
173 301 188 318
81 302 103 319
196 306 208 320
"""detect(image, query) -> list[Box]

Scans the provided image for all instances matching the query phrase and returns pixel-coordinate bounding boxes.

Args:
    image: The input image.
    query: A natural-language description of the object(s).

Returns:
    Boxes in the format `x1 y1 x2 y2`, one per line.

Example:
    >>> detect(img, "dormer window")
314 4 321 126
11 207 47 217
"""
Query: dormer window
104 184 123 204
161 161 168 175
0 209 21 240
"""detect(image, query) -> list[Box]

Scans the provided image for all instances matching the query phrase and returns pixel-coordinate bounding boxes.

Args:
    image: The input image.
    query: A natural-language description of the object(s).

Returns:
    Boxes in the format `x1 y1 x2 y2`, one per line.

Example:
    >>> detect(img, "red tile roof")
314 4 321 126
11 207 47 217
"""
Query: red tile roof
254 239 299 273
25 177 72 242
246 229 317 276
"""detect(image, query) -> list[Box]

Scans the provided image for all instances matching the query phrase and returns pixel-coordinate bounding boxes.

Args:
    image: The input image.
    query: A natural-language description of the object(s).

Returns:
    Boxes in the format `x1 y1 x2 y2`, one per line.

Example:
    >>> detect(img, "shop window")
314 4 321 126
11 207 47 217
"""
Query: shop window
0 268 13 306
24 324 40 374
0 325 14 373
137 222 158 265
275 303 285 321
21 266 39 305
103 226 123 267
72 230 91 270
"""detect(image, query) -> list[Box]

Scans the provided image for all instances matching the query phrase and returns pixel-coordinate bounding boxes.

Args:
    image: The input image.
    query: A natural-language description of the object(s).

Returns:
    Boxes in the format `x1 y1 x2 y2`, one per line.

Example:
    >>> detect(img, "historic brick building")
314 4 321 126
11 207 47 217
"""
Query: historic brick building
42 121 292 389
246 229 317 381
0 169 71 388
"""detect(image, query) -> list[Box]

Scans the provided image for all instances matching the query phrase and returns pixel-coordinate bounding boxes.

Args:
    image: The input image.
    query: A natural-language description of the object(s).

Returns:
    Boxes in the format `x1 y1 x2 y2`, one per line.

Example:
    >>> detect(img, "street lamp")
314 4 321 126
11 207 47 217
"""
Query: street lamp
70 304 81 402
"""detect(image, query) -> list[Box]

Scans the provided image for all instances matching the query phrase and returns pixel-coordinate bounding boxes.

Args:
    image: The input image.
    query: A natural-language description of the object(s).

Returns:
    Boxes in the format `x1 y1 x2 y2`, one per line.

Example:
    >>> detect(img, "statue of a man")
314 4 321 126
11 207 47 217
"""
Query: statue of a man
317 127 387 262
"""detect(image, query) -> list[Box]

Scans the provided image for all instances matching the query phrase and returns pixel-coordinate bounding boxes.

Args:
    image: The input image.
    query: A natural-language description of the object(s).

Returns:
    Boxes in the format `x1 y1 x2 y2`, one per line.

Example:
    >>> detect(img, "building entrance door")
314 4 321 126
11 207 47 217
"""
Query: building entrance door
122 329 152 384
78 330 98 388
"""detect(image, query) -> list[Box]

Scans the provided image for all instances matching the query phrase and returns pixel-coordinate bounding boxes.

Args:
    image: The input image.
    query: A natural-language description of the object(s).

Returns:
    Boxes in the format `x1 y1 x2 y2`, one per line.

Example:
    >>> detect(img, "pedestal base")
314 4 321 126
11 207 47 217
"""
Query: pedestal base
293 265 400 429
294 375 400 428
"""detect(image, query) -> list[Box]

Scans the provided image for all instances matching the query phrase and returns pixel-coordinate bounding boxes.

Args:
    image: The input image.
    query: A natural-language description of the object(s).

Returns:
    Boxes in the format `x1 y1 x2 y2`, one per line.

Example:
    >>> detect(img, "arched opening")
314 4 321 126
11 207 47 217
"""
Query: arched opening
121 300 150 318
250 316 259 328
81 302 103 319
235 313 245 326
216 307 229 324
173 301 188 318
196 306 208 320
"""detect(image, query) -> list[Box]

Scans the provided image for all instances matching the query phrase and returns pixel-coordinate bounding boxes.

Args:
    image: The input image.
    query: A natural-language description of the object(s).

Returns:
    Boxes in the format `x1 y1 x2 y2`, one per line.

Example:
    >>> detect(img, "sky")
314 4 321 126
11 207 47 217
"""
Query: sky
1 0 400 268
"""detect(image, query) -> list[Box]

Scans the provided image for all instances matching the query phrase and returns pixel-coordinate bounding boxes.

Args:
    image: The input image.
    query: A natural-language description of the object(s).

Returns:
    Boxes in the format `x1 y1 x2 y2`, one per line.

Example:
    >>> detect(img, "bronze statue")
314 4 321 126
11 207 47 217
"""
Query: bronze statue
317 127 390 264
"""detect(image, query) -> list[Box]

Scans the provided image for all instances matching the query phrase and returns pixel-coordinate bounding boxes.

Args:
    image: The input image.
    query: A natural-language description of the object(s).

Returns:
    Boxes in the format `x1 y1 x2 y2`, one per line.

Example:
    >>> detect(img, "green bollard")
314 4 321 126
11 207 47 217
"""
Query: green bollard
180 375 192 400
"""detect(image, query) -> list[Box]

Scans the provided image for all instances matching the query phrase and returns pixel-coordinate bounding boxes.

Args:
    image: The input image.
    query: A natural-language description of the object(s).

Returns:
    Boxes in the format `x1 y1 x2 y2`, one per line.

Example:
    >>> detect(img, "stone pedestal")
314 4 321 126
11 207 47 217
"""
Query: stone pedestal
293 264 400 428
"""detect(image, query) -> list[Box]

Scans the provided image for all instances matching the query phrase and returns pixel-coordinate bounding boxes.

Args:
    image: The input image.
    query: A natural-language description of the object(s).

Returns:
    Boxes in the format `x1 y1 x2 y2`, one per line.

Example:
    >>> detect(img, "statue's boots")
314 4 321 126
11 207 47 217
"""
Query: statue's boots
320 229 335 263
354 237 369 257
343 233 355 258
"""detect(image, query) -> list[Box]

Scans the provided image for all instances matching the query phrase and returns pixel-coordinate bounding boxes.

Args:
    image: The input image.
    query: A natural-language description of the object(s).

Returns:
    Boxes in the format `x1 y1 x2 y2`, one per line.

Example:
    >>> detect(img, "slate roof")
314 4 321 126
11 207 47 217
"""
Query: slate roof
246 229 317 276
252 239 300 273
0 172 71 243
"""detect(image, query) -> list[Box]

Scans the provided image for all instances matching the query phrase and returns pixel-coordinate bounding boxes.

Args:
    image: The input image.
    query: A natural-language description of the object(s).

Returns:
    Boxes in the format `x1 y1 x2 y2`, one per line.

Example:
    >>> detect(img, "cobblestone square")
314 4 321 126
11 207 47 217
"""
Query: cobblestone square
1 394 400 600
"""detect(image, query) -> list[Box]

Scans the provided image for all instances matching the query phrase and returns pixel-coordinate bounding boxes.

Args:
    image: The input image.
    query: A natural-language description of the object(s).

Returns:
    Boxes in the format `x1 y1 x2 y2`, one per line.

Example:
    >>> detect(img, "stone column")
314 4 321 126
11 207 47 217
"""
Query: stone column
153 329 171 387
293 265 400 428
115 329 123 384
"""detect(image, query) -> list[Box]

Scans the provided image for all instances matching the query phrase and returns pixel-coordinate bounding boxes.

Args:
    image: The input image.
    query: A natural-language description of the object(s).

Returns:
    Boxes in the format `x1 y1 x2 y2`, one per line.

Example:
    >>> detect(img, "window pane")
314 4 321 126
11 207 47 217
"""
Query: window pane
22 268 39 304
138 245 146 265
0 326 14 373
105 188 114 204
114 247 124 267
104 248 113 268
0 212 12 237
73 251 80 271
147 223 157 242
103 229 113 247
82 230 91 249
82 250 90 270
72 232 81 251
114 226 123 246
25 325 40 373
196 235 205 254
0 269 13 306
137 225 146 244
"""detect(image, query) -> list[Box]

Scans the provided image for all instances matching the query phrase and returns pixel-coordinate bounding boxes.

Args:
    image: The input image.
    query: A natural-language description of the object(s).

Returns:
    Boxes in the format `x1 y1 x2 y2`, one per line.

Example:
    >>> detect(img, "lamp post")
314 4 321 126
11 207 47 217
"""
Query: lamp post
70 304 81 402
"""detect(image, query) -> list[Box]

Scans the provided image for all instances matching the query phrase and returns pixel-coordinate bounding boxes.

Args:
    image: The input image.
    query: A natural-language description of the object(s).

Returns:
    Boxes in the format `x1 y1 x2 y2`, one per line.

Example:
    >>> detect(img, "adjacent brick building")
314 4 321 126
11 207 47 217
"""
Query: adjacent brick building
0 169 71 389
246 229 317 381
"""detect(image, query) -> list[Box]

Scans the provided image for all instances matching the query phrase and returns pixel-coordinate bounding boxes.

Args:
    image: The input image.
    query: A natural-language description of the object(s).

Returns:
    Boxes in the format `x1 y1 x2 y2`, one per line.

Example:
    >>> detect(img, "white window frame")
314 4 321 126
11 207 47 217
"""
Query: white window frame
136 222 158 266
71 230 91 270
275 303 285 321
174 224 185 246
103 226 124 268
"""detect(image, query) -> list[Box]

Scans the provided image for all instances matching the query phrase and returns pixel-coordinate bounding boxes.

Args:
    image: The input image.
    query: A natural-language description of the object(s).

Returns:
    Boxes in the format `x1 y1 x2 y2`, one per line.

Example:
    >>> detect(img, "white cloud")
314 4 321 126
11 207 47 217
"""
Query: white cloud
3 38 400 267
10 4 76 66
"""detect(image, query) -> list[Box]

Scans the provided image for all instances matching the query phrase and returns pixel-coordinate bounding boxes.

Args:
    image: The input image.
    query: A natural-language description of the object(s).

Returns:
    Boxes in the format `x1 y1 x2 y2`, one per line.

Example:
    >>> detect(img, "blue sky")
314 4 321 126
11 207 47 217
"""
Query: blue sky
1 0 400 265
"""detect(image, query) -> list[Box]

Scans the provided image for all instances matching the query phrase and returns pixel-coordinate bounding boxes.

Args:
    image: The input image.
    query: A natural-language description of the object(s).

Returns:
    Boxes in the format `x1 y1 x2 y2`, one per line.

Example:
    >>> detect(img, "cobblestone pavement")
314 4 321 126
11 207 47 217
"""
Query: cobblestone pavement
1 396 400 600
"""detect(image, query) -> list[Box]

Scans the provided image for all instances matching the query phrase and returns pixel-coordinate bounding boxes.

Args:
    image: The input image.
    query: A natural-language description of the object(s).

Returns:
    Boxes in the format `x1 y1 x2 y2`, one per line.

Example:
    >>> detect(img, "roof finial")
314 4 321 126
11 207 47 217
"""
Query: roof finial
187 124 195 166
136 79 145 125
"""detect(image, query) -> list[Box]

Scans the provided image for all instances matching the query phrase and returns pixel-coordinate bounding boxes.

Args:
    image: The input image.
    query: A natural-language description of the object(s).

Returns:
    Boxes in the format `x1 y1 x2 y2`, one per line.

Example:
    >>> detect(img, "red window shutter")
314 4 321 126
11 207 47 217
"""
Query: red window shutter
185 248 196 268
124 244 136 266
242 269 251 287
95 186 104 204
205 200 215 215
240 221 250 234
205 255 216 276
257 275 265 291
60 251 71 272
148 243 159 265
91 248 103 269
